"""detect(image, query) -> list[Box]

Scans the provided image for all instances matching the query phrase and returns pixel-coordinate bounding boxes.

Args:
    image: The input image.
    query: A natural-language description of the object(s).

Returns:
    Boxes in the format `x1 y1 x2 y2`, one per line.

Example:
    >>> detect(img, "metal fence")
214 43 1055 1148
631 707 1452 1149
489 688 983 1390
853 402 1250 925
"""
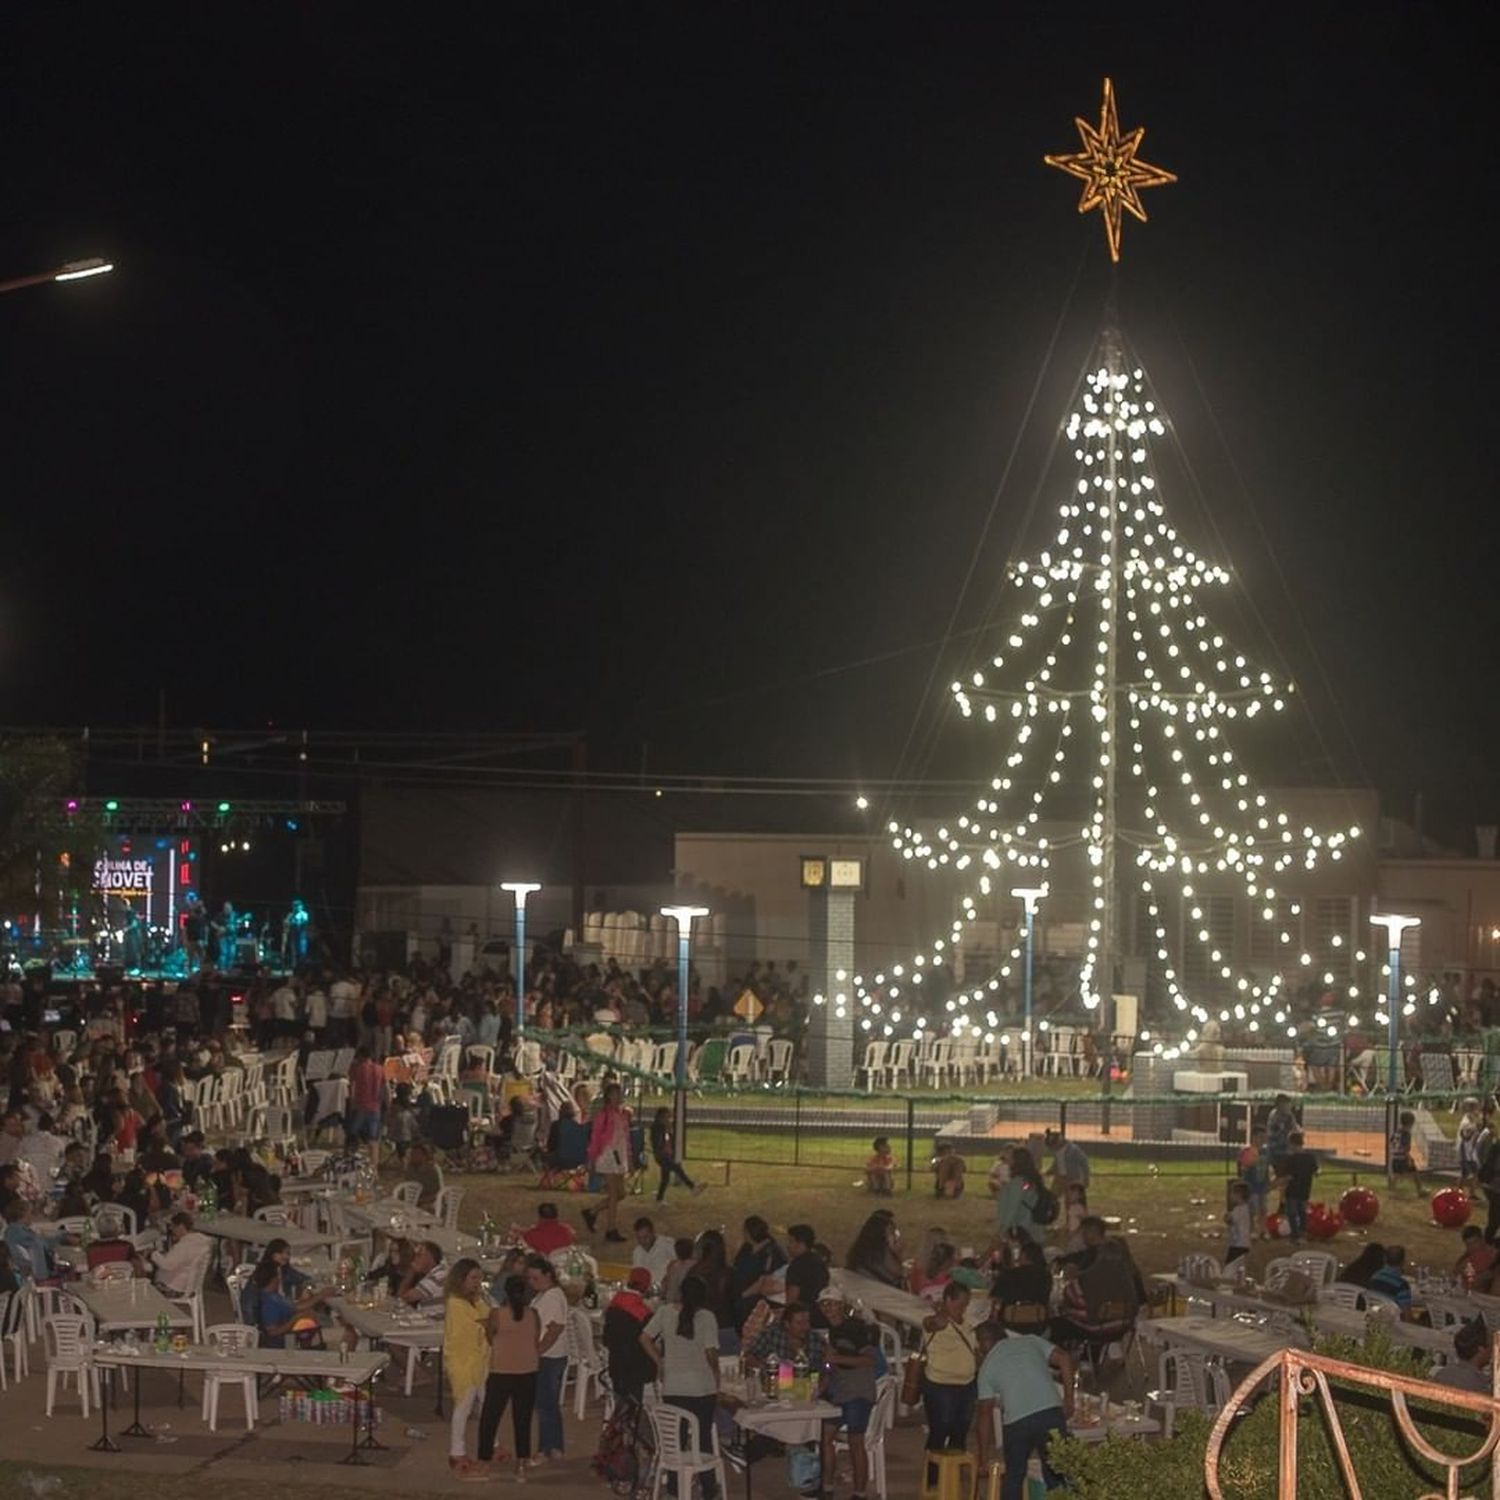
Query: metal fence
655 1086 1433 1183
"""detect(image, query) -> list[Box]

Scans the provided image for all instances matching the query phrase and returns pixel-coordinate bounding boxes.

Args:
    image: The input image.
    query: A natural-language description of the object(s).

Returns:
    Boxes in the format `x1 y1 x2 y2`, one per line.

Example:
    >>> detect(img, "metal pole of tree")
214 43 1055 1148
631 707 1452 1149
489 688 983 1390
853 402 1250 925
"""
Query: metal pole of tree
1369 913 1420 1094
661 905 709 1160
500 883 540 1052
1013 888 1046 1079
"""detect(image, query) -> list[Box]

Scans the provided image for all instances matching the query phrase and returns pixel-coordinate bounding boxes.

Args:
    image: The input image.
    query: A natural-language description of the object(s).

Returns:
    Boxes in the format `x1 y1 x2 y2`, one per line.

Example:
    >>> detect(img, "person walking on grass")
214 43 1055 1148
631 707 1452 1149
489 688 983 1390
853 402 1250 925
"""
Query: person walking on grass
1274 1131 1319 1243
443 1258 493 1479
650 1105 703 1203
582 1082 632 1243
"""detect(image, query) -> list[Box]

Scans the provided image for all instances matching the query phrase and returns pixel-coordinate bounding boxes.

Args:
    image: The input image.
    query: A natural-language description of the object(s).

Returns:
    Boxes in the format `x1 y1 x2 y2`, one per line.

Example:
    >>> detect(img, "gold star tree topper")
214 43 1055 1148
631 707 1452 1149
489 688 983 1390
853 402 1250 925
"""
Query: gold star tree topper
1045 78 1176 262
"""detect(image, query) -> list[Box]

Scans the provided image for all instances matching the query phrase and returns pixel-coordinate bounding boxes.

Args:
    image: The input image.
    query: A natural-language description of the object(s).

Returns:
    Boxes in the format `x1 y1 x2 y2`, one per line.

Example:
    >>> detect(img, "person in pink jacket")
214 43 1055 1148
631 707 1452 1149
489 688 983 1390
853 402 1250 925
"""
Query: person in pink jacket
582 1083 632 1243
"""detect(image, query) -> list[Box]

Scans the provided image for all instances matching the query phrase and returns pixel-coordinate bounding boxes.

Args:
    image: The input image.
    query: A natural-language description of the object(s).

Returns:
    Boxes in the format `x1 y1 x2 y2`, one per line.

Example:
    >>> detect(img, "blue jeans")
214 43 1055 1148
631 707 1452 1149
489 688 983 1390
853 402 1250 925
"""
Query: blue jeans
1285 1197 1308 1240
536 1355 566 1454
1000 1406 1068 1500
922 1378 976 1450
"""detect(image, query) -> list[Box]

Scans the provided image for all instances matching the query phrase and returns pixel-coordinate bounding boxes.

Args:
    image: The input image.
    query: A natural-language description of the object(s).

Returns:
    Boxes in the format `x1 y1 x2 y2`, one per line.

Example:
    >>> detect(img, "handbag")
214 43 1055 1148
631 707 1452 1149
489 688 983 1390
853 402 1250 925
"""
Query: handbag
900 1331 931 1407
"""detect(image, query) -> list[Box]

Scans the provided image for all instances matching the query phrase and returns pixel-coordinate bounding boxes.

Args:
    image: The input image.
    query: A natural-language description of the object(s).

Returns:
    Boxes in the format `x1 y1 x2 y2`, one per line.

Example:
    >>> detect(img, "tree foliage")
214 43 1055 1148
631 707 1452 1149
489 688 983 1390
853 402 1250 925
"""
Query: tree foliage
0 737 97 924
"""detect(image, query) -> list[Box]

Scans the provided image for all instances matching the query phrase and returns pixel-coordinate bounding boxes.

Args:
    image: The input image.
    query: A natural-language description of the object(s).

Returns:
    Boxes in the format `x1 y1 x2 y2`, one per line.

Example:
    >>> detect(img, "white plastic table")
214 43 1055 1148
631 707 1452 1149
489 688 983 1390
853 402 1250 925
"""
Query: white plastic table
328 1295 445 1414
91 1344 388 1463
71 1279 195 1335
1150 1315 1298 1365
732 1393 842 1500
196 1213 340 1254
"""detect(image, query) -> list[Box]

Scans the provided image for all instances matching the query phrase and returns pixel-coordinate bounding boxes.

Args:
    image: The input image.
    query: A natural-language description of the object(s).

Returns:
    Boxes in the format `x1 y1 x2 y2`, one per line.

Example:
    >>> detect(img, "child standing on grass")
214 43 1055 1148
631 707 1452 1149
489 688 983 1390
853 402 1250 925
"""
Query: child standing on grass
1238 1125 1272 1239
1224 1181 1252 1264
865 1137 895 1195
1390 1110 1424 1194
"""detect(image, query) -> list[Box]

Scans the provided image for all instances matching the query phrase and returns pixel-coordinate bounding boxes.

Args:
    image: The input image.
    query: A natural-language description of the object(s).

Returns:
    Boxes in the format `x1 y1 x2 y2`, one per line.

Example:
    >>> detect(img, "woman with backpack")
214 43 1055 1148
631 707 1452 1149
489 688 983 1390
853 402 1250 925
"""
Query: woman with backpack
996 1147 1044 1236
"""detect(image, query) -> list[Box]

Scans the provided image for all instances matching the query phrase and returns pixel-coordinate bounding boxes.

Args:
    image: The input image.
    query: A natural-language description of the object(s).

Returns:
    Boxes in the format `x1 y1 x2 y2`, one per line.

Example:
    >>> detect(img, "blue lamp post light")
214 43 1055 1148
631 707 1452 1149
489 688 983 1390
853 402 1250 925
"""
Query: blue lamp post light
1369 911 1420 1094
661 904 709 1156
1012 886 1047 1079
500 882 541 1052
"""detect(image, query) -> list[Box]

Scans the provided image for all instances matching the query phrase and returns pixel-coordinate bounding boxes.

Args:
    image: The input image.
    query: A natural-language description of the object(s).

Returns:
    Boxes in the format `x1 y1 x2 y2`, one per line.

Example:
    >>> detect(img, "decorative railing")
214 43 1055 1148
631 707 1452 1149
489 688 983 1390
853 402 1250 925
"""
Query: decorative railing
1205 1339 1500 1499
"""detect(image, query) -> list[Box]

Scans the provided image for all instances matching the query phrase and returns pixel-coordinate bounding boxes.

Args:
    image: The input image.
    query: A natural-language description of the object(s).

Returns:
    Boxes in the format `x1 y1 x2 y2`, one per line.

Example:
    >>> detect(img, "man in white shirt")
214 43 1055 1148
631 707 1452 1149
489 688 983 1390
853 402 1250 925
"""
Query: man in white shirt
630 1215 676 1285
272 982 300 1038
329 978 358 1045
146 1212 214 1296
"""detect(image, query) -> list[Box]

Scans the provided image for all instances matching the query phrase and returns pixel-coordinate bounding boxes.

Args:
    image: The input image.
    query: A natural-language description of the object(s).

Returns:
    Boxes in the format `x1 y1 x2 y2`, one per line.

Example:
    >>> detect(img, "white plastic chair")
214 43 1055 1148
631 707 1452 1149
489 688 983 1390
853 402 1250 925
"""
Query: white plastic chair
1289 1251 1337 1288
434 1185 465 1231
858 1041 888 1091
648 1400 727 1500
44 1314 99 1418
722 1044 755 1086
0 1286 32 1385
1145 1348 1207 1439
832 1371 896 1498
564 1307 608 1418
391 1180 422 1208
202 1323 259 1430
1317 1282 1366 1311
766 1038 796 1085
91 1203 138 1238
166 1250 211 1343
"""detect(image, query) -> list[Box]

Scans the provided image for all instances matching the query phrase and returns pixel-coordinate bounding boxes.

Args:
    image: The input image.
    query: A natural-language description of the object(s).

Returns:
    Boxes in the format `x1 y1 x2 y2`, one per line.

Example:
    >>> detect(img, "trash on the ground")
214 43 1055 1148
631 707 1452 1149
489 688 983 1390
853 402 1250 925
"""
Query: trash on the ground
17 1473 63 1496
405 1425 428 1440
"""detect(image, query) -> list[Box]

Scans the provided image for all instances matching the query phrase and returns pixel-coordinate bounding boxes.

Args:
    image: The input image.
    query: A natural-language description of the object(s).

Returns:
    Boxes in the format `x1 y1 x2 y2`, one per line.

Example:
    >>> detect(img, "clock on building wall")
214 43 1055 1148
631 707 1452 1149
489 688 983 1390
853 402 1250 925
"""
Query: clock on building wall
829 857 865 890
800 856 827 889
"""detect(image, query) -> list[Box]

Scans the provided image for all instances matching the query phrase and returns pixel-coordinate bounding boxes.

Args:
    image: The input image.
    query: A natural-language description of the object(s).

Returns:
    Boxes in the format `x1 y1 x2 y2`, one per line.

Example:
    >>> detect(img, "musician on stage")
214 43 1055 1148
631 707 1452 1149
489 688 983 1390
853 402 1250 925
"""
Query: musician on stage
182 895 208 969
283 898 312 967
214 901 237 970
121 905 146 973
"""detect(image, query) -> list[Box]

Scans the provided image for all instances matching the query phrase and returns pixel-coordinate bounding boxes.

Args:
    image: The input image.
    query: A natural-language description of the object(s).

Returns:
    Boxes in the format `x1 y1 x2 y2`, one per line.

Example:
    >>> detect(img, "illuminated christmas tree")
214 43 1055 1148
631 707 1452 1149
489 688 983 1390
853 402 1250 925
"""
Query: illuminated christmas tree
849 83 1370 1063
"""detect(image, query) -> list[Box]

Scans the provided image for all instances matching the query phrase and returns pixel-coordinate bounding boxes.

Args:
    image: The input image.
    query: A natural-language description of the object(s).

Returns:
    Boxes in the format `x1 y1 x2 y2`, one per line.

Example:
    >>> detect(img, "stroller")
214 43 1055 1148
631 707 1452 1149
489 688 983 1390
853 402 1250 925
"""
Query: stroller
592 1393 656 1497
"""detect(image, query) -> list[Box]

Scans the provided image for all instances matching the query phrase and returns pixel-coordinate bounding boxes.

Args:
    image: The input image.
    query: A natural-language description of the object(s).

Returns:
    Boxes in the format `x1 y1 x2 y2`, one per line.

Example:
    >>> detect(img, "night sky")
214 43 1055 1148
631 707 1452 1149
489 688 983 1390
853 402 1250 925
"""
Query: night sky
3 5 1494 840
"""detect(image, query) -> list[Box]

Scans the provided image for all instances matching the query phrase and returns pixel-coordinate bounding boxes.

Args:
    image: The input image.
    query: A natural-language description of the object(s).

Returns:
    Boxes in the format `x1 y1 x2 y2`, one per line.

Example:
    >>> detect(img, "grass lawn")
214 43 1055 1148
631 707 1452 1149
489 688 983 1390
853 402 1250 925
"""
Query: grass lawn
453 1151 1474 1285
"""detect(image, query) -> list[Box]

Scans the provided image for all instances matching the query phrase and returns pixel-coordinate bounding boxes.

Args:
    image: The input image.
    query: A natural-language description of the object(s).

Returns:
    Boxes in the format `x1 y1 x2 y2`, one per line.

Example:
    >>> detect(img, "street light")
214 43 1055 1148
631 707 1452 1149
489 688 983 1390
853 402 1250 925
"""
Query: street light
661 904 710 1156
1012 887 1047 1078
0 257 114 296
500 882 541 1048
1369 912 1420 1094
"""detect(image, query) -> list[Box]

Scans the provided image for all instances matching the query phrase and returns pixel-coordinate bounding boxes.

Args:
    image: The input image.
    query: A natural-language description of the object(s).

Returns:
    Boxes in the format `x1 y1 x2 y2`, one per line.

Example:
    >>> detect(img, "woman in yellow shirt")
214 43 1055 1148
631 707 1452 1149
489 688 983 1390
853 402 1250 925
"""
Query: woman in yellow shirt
443 1258 493 1478
921 1281 978 1452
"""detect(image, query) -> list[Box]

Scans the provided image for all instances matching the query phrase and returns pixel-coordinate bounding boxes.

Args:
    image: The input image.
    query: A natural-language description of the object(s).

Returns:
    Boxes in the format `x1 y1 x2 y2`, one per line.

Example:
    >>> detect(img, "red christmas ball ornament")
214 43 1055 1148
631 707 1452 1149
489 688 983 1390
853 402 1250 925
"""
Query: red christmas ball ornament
1264 1212 1290 1239
1339 1187 1380 1226
1305 1203 1343 1241
1431 1187 1473 1229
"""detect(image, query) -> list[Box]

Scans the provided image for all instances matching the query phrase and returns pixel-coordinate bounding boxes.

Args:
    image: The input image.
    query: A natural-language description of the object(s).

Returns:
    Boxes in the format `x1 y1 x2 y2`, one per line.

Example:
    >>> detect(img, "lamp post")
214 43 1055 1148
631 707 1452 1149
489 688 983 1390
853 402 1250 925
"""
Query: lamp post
500 882 541 1050
0 257 113 296
1369 912 1420 1094
1012 887 1046 1078
661 904 709 1156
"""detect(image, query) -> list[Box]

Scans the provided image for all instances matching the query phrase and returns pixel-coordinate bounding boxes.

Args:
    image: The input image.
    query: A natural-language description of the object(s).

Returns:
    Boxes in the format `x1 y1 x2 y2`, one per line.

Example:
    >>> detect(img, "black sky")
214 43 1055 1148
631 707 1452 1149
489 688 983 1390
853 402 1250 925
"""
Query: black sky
2 4 1495 838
